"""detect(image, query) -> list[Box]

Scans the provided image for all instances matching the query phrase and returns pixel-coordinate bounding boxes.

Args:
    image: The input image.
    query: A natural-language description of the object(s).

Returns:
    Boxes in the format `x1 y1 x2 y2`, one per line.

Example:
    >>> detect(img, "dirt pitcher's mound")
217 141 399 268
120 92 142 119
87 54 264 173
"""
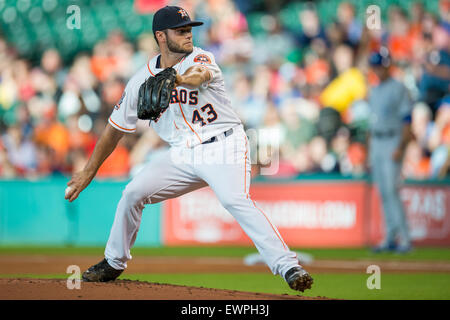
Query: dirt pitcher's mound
0 278 331 300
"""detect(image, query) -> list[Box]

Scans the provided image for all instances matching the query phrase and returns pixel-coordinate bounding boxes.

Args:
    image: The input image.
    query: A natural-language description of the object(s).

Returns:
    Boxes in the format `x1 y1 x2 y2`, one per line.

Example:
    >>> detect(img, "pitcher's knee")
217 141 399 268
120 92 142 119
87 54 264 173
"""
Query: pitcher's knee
121 186 146 208
219 194 248 212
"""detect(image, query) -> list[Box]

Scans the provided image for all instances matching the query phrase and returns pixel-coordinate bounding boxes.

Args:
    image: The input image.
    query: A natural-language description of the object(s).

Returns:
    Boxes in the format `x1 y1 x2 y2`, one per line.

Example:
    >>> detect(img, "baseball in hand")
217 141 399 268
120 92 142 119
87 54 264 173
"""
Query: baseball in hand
65 186 73 197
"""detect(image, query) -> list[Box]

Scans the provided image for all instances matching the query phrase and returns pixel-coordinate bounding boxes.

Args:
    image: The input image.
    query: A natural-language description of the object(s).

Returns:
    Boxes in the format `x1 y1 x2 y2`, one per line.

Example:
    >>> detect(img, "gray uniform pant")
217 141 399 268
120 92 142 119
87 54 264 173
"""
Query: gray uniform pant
370 136 411 247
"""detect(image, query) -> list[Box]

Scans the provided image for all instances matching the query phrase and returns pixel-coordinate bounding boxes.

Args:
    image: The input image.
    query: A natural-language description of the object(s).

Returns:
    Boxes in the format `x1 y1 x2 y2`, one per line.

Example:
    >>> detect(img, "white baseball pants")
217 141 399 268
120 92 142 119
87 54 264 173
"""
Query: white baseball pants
104 125 300 278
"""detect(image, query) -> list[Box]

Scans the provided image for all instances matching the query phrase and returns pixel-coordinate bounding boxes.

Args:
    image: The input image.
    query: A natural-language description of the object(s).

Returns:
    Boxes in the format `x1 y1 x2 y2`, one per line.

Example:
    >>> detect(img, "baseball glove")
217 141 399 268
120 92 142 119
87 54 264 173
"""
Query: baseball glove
137 67 177 120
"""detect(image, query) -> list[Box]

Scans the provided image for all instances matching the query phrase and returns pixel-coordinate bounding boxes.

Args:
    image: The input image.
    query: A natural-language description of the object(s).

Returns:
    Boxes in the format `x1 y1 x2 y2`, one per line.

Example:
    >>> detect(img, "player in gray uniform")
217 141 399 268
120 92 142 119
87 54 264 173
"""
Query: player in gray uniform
368 52 414 253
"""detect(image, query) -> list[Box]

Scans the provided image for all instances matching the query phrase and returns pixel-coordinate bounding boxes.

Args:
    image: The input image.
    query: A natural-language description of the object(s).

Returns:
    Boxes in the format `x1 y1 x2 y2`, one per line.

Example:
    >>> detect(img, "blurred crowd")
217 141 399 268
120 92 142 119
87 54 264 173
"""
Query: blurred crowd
0 0 449 180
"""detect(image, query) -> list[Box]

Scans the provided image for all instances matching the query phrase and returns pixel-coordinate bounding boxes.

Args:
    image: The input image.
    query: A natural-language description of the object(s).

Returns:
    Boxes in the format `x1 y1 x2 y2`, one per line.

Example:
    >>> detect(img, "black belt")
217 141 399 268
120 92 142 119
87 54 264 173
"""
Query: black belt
202 128 234 144
372 130 397 139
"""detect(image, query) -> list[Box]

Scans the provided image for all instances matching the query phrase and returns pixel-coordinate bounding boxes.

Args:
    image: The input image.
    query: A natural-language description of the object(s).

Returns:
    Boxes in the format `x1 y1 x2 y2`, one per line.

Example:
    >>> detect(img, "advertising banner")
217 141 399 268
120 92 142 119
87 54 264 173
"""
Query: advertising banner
163 182 370 247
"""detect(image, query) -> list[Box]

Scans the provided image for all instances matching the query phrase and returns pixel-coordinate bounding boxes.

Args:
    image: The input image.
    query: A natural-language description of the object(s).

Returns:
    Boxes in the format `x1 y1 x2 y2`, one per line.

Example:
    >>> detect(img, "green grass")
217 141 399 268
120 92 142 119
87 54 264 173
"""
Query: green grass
295 248 450 261
2 272 449 300
123 273 450 300
1 246 450 261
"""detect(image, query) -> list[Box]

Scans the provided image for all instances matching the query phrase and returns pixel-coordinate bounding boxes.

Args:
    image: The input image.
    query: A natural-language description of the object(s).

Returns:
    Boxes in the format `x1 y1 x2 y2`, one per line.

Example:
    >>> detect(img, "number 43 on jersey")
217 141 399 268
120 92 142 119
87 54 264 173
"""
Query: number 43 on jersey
171 88 218 126
192 103 217 126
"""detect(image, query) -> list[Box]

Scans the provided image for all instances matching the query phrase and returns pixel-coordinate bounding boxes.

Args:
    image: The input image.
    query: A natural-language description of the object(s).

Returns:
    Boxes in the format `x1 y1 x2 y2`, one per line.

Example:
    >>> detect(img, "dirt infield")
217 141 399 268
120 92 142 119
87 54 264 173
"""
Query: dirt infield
0 278 329 300
1 254 449 299
0 255 327 300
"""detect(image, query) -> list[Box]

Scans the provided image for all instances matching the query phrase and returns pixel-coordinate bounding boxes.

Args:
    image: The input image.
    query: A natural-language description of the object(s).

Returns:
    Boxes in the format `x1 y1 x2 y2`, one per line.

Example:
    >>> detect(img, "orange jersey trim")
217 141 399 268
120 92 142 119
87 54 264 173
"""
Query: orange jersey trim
244 137 249 198
148 55 186 77
147 61 155 76
177 56 187 70
178 101 202 144
252 199 288 251
109 117 136 132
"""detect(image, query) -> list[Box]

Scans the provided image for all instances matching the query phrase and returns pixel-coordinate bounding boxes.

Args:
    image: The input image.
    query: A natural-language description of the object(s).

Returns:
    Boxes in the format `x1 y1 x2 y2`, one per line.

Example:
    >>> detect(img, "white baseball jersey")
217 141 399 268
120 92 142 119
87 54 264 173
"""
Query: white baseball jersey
109 46 242 148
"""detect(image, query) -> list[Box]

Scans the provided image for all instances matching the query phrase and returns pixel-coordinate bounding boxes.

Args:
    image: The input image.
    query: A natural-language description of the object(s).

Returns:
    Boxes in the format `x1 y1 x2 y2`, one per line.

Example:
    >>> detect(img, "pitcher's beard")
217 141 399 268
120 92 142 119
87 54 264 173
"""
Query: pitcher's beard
167 38 193 54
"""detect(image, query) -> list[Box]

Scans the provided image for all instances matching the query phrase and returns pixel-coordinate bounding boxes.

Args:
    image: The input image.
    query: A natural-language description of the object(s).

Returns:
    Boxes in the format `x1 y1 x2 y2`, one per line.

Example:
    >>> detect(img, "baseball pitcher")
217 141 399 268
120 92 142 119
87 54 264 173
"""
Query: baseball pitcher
65 6 313 292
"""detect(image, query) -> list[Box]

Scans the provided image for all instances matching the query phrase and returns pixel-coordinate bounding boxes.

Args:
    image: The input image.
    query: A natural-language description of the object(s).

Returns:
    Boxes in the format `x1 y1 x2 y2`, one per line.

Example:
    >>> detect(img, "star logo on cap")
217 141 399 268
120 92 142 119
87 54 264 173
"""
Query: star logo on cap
178 8 189 18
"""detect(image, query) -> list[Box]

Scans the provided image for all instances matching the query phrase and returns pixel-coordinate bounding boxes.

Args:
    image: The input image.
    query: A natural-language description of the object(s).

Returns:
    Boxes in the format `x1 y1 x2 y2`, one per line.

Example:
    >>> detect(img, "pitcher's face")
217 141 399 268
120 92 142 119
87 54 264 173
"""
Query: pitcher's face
165 26 193 54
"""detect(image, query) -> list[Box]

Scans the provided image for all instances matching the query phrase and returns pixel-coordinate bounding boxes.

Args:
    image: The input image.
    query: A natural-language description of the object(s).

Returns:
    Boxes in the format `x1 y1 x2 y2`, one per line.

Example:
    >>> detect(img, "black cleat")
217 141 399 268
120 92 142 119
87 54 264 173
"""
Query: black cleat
285 266 313 292
82 258 124 282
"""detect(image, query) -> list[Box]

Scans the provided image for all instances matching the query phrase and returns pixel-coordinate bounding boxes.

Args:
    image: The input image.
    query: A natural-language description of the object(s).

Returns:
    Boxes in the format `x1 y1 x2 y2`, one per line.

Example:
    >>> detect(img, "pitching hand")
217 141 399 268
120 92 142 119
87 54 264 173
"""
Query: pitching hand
65 170 95 202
